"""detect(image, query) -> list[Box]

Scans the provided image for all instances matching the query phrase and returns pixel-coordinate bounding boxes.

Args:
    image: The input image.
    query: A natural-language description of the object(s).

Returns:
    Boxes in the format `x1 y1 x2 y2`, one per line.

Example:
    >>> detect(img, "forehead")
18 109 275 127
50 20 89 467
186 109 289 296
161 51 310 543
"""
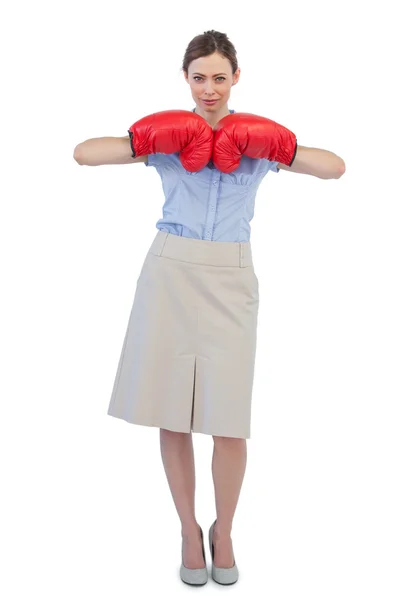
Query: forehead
188 53 231 75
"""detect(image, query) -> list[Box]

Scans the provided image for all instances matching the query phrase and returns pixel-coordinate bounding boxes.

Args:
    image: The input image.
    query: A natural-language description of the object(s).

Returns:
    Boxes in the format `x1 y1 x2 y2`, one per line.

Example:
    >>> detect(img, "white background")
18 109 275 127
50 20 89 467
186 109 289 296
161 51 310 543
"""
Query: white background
1 0 399 598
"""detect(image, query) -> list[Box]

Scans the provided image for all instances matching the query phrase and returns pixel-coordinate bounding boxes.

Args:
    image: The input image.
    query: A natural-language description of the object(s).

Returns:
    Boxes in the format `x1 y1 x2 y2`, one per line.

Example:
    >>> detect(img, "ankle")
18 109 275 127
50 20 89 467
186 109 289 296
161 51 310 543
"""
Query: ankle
181 521 201 537
213 520 232 539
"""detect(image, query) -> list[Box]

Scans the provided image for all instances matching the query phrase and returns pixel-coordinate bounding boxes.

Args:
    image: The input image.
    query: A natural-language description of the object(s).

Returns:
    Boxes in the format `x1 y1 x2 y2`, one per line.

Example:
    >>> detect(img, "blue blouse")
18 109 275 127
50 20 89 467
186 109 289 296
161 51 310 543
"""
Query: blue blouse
144 108 280 242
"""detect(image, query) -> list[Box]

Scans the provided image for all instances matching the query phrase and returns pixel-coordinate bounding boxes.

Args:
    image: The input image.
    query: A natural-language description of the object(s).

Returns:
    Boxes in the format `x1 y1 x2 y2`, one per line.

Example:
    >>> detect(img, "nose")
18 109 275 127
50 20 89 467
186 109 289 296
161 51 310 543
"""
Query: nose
204 80 215 95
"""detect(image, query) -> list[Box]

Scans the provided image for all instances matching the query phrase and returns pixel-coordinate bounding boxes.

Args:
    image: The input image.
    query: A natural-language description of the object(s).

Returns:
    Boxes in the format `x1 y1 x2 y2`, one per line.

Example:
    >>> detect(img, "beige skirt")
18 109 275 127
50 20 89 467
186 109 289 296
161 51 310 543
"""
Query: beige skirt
107 230 259 438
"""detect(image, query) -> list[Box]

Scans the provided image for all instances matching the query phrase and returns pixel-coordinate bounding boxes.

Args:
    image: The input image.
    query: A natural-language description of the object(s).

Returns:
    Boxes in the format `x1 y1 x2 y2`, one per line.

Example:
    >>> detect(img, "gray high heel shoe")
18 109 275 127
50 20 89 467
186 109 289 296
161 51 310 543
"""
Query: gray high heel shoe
209 520 239 585
180 526 208 586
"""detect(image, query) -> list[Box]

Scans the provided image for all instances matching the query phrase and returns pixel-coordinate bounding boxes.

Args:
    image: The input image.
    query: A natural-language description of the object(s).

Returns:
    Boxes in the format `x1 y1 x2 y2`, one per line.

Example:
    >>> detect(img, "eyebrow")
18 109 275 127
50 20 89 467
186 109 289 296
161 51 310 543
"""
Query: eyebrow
192 72 227 76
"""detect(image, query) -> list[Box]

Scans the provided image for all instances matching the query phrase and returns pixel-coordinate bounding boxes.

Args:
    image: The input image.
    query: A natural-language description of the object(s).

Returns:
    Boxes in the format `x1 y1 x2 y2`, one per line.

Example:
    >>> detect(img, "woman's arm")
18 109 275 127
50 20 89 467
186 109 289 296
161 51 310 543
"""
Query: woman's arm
73 135 148 166
277 145 346 179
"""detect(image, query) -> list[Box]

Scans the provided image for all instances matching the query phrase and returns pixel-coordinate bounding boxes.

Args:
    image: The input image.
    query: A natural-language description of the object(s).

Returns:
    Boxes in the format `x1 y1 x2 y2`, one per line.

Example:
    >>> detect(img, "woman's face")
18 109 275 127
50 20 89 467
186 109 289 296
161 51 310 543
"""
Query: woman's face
184 52 240 114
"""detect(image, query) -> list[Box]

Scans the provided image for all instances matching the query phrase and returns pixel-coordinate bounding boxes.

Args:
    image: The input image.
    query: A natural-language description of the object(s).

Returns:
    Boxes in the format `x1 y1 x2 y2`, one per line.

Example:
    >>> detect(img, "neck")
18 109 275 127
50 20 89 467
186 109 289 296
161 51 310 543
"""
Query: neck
194 105 231 129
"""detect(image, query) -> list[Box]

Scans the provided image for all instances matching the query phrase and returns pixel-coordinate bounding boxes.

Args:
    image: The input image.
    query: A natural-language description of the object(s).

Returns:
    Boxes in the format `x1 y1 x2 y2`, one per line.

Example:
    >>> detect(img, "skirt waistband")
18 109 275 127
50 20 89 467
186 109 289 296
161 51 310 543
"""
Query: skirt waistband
148 231 253 268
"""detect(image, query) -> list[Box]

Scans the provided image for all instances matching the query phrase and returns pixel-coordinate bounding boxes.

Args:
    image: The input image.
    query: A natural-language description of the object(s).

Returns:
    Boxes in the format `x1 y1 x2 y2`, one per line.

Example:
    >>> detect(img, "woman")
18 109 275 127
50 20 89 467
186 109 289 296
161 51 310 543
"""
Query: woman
73 30 345 587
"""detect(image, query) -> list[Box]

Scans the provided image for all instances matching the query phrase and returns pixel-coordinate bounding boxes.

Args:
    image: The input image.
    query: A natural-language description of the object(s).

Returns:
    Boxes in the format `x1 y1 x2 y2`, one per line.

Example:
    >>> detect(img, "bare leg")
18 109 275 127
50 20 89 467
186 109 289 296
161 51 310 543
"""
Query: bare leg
211 436 247 568
159 428 205 568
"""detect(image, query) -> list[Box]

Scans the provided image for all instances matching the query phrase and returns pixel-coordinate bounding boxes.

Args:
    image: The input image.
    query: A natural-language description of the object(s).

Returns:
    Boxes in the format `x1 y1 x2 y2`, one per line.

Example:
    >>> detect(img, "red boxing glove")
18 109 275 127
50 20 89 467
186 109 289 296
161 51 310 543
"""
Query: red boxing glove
212 112 297 173
128 110 213 172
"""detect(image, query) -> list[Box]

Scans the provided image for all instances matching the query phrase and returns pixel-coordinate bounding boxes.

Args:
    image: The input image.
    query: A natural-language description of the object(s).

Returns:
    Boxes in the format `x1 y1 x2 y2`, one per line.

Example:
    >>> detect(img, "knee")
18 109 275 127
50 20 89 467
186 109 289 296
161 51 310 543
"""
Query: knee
160 428 191 438
212 435 246 446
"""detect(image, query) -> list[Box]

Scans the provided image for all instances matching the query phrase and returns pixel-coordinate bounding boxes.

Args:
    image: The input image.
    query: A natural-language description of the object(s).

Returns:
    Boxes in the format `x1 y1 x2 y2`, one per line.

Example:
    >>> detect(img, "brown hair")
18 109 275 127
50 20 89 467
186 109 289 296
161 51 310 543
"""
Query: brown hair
182 30 238 75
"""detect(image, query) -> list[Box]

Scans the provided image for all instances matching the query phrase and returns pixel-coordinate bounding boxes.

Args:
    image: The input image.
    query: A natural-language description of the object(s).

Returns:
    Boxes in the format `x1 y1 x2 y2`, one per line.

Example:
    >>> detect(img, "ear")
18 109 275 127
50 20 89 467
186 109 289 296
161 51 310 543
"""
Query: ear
232 68 241 86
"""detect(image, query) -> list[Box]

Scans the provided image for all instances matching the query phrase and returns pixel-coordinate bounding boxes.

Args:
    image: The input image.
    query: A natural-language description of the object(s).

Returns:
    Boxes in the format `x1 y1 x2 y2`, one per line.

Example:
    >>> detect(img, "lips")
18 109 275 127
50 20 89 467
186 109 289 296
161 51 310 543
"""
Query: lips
203 99 217 104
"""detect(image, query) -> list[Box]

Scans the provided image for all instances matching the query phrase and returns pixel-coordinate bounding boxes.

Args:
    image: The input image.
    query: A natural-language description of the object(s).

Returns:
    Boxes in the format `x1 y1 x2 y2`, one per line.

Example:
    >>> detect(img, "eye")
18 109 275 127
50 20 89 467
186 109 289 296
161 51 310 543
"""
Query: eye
193 76 226 82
